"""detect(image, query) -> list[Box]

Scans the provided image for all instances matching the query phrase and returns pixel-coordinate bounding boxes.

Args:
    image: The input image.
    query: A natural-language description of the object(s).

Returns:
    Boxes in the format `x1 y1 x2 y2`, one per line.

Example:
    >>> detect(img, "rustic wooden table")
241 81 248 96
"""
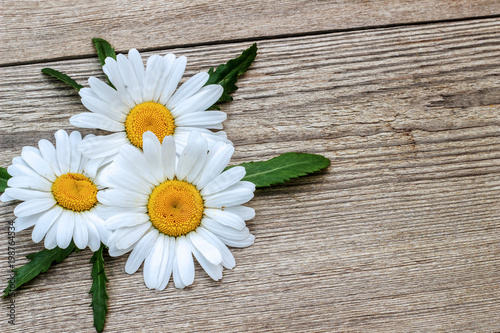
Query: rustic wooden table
1 1 500 332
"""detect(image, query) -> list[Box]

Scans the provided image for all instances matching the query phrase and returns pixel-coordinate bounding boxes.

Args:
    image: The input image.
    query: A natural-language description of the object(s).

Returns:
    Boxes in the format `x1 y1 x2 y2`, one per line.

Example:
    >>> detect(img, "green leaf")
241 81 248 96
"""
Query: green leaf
41 68 83 92
90 244 108 333
0 167 11 192
92 38 117 65
3 243 77 298
206 43 257 105
236 153 330 188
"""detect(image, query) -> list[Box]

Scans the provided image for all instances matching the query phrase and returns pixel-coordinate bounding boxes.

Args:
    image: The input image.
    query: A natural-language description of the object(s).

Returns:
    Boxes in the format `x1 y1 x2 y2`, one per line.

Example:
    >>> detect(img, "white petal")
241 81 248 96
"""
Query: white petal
167 72 209 109
8 175 52 191
125 228 159 274
14 198 56 217
128 49 145 88
83 215 101 251
201 217 250 240
108 241 134 257
83 156 108 180
69 131 83 173
176 236 195 286
14 213 43 233
4 188 52 201
161 136 176 180
204 209 246 230
84 210 112 245
57 210 75 249
204 183 255 208
172 256 185 289
200 166 246 195
0 192 15 202
158 56 187 105
218 233 255 248
117 53 143 103
117 144 157 185
223 205 255 221
143 234 164 289
32 206 63 242
142 55 164 102
155 236 170 289
70 113 124 132
114 223 152 250
196 226 235 269
78 132 128 159
142 132 164 183
176 131 207 182
44 216 61 249
73 213 89 250
175 111 226 127
38 139 61 176
153 54 176 102
103 57 135 108
195 143 234 189
170 85 223 117
55 129 71 174
101 166 153 195
158 237 176 290
87 77 128 115
187 231 222 265
91 205 146 221
80 93 127 122
8 163 37 178
189 240 223 281
21 150 56 181
97 188 148 208
105 213 150 230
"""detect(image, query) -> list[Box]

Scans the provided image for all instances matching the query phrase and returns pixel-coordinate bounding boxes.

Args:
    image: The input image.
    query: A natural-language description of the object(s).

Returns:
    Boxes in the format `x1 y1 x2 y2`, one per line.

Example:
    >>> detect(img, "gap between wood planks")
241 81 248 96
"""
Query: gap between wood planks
2 13 500 68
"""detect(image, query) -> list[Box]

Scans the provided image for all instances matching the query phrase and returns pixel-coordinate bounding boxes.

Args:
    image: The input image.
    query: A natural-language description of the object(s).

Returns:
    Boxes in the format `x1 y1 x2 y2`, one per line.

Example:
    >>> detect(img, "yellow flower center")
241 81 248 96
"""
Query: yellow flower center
148 180 204 237
125 101 176 149
51 173 98 212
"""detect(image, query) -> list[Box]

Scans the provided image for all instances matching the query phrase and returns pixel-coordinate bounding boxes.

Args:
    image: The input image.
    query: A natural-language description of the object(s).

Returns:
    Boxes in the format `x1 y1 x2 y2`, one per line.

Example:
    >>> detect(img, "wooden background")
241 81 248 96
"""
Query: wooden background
1 1 500 332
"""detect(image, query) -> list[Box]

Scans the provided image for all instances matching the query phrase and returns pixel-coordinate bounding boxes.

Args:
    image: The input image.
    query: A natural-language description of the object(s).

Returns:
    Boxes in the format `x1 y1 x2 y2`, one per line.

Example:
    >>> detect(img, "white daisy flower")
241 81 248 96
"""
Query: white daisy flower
1 130 112 251
102 131 255 290
70 49 229 159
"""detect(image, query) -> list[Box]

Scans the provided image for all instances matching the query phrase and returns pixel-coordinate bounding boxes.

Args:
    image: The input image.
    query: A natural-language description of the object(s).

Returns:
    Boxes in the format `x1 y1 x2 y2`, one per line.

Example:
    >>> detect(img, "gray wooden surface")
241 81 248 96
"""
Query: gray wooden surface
1 1 499 332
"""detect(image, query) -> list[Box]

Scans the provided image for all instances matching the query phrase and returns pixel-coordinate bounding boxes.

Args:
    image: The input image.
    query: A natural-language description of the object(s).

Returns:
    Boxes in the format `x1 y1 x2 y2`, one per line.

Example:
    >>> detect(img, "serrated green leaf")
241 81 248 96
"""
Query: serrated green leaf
206 43 257 105
90 244 108 333
41 68 83 92
236 153 330 188
92 38 117 65
0 167 11 192
3 243 77 298
92 38 116 88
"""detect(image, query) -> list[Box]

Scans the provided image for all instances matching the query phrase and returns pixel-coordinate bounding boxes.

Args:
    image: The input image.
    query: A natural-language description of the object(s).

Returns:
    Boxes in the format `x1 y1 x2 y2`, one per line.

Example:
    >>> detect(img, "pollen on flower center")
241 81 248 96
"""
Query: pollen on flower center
52 173 98 212
148 180 204 237
125 101 175 149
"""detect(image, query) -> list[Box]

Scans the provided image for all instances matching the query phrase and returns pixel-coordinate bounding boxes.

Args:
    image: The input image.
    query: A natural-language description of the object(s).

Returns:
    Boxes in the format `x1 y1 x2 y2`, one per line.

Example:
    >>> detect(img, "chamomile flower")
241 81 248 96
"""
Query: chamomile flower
71 49 229 159
1 130 111 251
101 131 255 289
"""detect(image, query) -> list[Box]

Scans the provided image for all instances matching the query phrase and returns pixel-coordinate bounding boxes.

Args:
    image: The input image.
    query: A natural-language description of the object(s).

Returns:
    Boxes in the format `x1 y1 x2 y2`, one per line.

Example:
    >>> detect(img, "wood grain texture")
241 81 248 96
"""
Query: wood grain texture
2 0 500 65
1 16 500 333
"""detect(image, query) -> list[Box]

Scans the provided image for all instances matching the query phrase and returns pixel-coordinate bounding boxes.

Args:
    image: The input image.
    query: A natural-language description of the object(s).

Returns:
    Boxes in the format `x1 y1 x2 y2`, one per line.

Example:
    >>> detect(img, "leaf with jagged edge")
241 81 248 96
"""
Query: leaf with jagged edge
206 43 257 106
3 243 77 298
0 167 11 192
92 38 117 65
93 38 117 88
89 244 108 333
235 153 330 188
41 68 83 92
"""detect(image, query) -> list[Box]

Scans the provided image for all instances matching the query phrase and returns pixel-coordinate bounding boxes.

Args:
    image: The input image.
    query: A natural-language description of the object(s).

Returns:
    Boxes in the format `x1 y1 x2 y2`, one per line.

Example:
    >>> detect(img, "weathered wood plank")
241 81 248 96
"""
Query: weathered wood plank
2 0 500 65
1 18 499 332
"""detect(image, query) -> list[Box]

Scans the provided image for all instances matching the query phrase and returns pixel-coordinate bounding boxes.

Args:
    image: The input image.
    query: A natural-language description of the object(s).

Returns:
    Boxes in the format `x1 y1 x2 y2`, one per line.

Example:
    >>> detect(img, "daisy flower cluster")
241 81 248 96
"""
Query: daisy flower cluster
3 49 255 290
